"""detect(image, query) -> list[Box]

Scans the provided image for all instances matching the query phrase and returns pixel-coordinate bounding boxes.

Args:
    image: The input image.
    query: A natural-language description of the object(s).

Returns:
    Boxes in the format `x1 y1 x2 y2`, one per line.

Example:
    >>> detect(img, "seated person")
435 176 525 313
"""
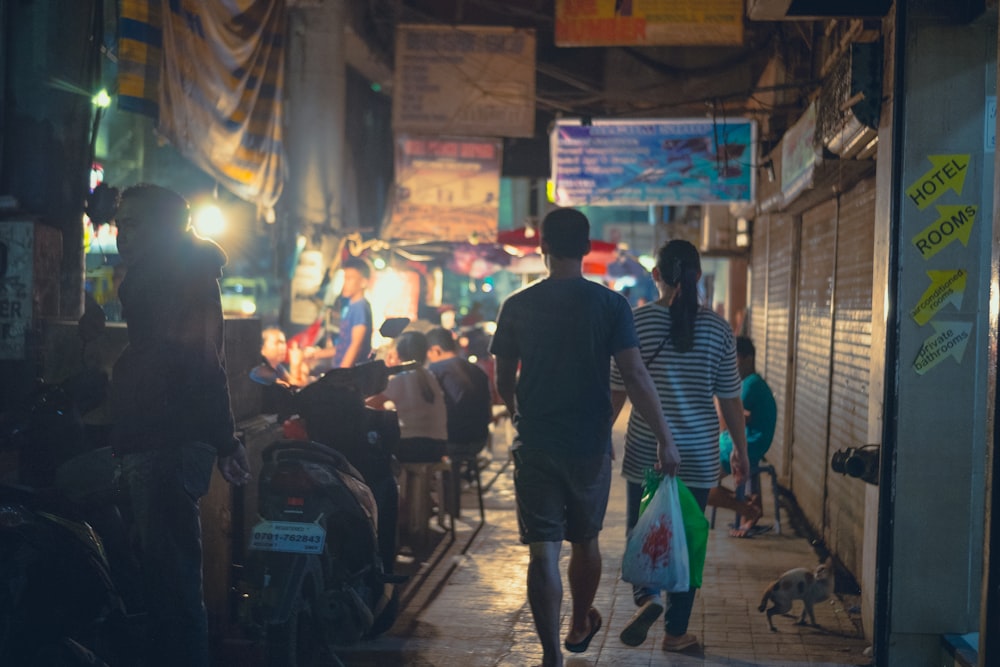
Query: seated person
368 331 448 463
426 327 493 489
708 336 777 536
251 326 310 419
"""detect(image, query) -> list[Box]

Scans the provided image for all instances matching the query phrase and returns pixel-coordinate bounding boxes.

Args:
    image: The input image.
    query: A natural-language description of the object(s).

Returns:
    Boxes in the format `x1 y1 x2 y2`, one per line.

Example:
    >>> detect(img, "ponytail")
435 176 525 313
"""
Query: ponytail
656 240 701 353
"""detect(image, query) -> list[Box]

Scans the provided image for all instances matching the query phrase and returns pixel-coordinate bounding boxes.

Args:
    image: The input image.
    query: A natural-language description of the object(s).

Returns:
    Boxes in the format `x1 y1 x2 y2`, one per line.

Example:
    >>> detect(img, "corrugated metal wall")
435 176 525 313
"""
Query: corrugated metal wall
759 214 796 478
791 199 837 524
751 177 876 582
826 178 875 579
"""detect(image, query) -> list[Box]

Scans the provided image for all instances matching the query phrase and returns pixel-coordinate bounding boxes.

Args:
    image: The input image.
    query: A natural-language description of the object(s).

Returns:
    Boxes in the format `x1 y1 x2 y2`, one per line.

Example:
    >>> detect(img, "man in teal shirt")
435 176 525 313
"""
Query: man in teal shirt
716 336 777 536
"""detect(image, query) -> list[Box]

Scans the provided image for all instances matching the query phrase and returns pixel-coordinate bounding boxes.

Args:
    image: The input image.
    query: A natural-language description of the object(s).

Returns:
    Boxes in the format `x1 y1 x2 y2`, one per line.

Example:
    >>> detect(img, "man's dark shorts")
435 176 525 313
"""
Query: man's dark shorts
512 442 612 544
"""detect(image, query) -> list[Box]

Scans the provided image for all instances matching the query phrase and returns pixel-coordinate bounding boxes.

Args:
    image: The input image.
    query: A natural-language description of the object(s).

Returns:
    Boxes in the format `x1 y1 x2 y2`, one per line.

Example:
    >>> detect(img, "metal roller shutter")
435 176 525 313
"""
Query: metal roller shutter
826 177 875 579
762 214 796 479
791 199 837 526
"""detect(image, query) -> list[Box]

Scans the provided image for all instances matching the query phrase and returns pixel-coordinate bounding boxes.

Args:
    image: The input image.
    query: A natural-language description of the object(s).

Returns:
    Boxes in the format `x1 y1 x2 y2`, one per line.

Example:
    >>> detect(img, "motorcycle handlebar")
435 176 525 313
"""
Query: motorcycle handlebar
384 361 419 375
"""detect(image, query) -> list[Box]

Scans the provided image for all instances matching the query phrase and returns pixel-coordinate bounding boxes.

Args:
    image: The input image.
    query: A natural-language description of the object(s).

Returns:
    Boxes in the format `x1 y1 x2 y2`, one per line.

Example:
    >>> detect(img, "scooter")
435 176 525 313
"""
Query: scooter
242 319 412 667
0 371 141 667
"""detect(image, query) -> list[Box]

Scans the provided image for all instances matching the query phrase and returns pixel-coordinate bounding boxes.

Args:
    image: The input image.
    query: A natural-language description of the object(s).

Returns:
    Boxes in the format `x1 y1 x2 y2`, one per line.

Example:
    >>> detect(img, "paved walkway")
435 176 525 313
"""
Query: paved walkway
338 418 873 666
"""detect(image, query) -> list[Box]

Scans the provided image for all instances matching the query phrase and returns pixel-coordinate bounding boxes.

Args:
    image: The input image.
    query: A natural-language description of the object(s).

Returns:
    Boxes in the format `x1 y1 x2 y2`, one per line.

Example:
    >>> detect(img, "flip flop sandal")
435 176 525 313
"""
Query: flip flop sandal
564 608 602 653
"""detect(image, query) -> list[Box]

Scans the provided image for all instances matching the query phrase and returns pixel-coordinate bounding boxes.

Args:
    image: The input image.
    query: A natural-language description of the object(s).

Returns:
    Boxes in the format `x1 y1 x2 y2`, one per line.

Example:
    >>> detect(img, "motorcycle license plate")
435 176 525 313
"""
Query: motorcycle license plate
249 520 326 554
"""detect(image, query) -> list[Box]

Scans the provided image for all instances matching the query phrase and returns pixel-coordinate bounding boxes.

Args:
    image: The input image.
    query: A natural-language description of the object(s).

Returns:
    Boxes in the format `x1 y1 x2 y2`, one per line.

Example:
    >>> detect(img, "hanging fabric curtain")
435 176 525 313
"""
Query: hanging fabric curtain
119 0 287 212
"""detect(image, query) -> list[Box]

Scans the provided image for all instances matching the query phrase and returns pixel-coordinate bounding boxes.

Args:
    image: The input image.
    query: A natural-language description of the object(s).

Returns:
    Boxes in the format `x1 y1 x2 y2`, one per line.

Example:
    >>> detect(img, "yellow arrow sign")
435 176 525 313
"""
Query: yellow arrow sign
910 269 967 325
912 205 976 260
905 155 970 210
913 320 971 375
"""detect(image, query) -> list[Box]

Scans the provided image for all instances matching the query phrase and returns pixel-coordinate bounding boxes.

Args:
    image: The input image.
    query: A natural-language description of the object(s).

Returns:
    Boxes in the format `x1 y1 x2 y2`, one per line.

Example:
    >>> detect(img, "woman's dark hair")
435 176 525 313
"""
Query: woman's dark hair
656 240 701 353
394 330 429 364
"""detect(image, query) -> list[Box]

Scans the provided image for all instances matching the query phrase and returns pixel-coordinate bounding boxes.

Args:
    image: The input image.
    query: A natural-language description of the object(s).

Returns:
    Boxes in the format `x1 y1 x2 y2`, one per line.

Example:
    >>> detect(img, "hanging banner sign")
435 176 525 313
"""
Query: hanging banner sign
780 102 818 203
392 25 536 138
910 269 966 326
913 320 971 375
905 155 970 210
554 0 744 47
911 205 976 259
381 136 502 243
550 118 755 206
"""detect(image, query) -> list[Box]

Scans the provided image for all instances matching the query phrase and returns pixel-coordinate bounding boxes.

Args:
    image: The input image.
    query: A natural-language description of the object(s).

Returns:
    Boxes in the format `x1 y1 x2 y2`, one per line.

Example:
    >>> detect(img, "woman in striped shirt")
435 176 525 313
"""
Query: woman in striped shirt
610 239 751 653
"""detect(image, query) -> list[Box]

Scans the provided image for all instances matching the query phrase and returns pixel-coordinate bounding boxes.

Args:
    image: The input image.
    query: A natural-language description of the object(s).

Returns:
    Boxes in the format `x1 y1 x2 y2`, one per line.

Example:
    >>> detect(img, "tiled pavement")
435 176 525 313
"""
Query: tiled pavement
337 418 874 666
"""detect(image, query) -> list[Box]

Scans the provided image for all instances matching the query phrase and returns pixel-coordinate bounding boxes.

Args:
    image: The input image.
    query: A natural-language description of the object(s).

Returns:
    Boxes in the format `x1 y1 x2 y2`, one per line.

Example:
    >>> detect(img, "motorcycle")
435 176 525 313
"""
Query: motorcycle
242 318 412 667
0 371 141 667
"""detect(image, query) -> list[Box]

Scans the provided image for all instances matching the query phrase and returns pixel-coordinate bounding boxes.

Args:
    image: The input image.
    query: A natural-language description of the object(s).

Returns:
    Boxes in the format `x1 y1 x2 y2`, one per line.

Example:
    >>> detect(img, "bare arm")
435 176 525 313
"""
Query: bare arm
718 395 750 485
339 323 369 368
494 356 518 419
366 392 389 410
613 347 680 475
611 389 628 424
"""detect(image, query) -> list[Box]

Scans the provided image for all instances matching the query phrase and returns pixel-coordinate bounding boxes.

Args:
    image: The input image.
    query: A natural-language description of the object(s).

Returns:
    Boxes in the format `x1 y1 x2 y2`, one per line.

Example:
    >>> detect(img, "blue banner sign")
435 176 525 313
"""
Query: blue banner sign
550 118 755 206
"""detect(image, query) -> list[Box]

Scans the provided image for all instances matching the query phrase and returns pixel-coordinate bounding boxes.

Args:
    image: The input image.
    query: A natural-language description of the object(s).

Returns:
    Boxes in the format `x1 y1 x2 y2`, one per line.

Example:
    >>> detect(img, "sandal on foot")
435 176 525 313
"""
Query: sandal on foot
619 599 664 646
661 632 699 652
564 608 602 653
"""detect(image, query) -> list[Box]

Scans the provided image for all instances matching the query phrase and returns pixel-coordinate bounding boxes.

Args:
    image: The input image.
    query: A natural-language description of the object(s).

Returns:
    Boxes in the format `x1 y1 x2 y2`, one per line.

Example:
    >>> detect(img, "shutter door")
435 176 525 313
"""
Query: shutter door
790 199 837 526
749 215 768 361
826 178 876 579
761 214 795 478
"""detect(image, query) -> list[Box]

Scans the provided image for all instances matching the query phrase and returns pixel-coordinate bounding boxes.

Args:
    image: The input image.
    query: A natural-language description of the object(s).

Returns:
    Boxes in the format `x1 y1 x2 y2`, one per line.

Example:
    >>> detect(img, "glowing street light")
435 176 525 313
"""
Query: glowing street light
192 203 226 238
92 89 111 108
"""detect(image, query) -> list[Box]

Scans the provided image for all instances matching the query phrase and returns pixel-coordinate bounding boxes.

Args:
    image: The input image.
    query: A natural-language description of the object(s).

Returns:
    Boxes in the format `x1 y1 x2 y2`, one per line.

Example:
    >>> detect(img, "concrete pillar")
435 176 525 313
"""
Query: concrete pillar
869 2 996 664
284 0 347 234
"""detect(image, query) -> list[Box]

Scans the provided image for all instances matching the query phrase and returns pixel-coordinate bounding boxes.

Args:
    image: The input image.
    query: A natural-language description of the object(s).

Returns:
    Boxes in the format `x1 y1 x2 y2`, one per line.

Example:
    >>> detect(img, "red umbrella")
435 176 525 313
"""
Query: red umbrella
498 226 618 272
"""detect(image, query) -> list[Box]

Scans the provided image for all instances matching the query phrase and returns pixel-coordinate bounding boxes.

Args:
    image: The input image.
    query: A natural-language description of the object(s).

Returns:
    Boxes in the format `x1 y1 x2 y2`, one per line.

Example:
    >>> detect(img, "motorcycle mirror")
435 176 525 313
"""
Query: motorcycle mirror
249 363 279 386
379 317 410 339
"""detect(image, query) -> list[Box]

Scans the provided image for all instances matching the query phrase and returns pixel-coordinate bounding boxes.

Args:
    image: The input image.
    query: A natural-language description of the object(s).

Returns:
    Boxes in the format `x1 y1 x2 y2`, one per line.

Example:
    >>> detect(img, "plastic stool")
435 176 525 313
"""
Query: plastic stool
710 461 782 535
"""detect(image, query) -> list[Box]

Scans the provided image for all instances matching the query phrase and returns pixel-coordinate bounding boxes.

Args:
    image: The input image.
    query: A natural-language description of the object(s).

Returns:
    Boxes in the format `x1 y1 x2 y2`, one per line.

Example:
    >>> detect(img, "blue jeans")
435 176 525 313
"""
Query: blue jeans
626 480 709 637
122 442 216 667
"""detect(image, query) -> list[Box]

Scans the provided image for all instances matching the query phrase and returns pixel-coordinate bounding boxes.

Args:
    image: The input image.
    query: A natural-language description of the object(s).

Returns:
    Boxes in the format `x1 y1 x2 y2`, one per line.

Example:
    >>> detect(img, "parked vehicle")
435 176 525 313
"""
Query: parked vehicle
221 276 276 319
0 372 142 666
242 319 411 667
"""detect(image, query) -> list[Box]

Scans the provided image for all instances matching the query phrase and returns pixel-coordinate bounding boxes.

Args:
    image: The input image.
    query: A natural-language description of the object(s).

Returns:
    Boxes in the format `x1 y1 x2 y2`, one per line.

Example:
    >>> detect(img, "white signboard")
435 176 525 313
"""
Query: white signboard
393 25 536 138
0 222 36 359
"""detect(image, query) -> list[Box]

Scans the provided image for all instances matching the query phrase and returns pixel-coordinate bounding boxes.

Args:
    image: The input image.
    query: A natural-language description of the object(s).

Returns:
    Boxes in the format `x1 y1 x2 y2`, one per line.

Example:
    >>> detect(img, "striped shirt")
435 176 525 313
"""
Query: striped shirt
610 303 741 488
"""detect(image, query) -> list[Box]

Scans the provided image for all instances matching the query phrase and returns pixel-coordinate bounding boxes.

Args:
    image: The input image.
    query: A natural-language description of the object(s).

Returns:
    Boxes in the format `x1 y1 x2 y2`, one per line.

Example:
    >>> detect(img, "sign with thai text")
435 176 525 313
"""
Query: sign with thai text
382 136 502 243
393 25 536 138
555 0 744 47
249 520 325 554
550 118 755 206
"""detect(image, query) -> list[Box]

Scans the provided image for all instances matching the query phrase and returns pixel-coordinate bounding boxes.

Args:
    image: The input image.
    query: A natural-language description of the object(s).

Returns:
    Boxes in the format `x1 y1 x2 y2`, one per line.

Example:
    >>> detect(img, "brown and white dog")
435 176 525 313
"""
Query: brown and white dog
758 558 834 631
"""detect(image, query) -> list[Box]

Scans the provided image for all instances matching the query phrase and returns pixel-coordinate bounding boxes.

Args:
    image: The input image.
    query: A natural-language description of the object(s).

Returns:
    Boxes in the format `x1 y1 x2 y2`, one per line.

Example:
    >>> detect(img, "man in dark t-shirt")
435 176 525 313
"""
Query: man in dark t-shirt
426 327 492 449
490 208 680 667
427 327 493 518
